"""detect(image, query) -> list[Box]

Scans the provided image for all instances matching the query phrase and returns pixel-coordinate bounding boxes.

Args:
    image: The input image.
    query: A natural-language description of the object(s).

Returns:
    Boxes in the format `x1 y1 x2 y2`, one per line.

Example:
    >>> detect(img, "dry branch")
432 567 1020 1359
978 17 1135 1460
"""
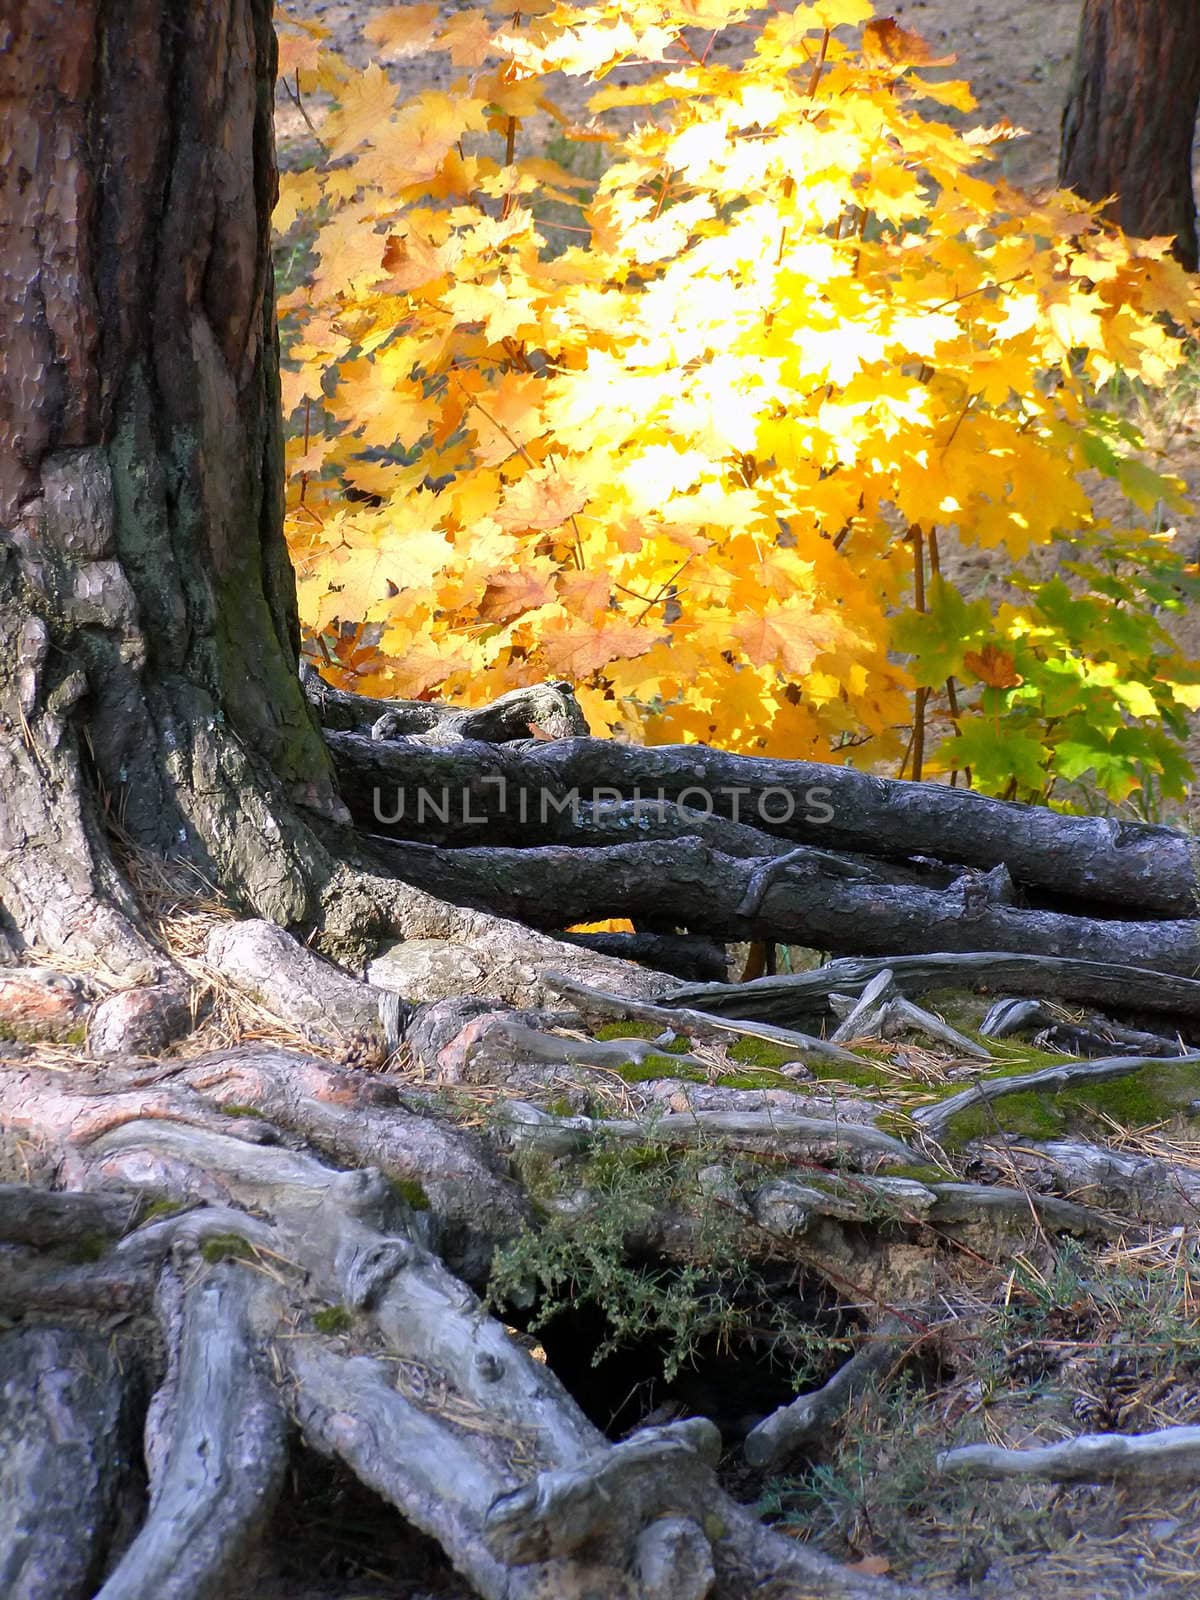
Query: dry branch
938 1425 1200 1484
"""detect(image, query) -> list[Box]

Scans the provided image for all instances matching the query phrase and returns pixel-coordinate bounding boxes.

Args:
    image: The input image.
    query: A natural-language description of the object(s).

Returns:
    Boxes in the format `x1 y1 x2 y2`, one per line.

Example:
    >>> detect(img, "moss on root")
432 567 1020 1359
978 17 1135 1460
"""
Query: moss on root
938 1058 1200 1147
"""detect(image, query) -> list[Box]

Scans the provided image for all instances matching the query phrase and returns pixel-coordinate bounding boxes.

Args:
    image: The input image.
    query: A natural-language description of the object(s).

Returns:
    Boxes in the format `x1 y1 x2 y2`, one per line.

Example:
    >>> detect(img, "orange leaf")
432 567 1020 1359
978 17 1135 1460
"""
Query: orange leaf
861 18 955 68
479 569 557 622
963 644 1023 689
847 1555 891 1577
540 617 660 678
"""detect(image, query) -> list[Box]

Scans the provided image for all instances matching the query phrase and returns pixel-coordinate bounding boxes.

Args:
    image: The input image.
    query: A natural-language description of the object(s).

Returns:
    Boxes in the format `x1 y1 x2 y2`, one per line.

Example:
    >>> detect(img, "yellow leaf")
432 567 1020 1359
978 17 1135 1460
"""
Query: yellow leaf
274 169 322 235
733 606 847 676
364 4 440 57
494 467 590 532
438 9 495 67
325 63 398 158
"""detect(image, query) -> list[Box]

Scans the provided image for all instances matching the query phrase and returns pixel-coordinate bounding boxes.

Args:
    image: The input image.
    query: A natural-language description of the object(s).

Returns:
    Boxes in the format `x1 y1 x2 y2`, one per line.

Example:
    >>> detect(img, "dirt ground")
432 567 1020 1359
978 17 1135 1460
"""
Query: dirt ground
276 0 1086 185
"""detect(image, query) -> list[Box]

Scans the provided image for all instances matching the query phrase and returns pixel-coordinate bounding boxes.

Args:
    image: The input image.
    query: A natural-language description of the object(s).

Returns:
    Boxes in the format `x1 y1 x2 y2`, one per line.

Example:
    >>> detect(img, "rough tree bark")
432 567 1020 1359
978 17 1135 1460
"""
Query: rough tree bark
1059 0 1200 269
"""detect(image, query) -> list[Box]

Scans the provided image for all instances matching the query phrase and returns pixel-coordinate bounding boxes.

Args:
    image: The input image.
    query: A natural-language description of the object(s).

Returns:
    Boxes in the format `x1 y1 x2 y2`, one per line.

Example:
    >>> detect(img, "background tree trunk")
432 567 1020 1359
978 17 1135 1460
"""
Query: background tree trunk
1058 0 1200 269
0 0 343 976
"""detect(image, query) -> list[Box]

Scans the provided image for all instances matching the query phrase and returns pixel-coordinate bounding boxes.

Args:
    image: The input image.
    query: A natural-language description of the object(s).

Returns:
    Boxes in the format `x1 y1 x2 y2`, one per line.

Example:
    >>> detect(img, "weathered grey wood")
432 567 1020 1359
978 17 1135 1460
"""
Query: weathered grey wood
744 1318 909 1470
365 835 1200 975
97 1266 288 1600
0 1327 136 1600
0 1182 140 1247
997 1138 1200 1225
925 1182 1127 1239
205 919 402 1057
327 729 1200 913
495 1099 919 1164
288 1342 517 1600
302 666 589 744
483 1418 721 1563
938 1425 1200 1484
544 970 865 1064
673 953 1200 1024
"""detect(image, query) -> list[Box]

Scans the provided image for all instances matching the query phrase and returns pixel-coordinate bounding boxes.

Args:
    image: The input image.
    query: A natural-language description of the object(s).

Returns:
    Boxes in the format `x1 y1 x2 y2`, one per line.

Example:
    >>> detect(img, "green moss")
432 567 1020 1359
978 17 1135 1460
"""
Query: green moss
389 1177 430 1211
141 1197 187 1221
877 1162 950 1185
615 1055 706 1084
727 1037 799 1069
200 1233 255 1264
68 1233 109 1264
219 1103 264 1119
939 1059 1200 1148
0 1020 89 1047
943 1090 1066 1146
1072 1060 1200 1125
715 1069 793 1090
312 1305 353 1335
805 1056 894 1089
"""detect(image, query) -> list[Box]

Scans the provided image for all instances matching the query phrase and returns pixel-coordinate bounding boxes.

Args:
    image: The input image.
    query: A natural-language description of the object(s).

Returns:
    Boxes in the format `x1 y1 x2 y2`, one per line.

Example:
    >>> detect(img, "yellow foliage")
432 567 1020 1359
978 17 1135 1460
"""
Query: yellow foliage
276 0 1200 800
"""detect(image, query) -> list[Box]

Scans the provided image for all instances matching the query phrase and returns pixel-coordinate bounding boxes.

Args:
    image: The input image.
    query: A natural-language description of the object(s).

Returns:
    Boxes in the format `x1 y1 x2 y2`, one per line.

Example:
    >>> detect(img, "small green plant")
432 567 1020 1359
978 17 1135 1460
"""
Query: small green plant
488 1138 837 1382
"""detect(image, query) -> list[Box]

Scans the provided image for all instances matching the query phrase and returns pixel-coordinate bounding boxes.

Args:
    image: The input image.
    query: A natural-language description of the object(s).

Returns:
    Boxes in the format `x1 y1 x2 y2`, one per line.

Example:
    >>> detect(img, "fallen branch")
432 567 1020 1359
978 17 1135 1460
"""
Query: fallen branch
937 1425 1200 1484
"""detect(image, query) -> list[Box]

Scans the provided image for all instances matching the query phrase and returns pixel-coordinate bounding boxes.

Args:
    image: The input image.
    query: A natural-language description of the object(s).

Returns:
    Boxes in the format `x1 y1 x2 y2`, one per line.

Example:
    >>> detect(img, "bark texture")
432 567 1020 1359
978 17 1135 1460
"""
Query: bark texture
0 0 342 976
1059 0 1200 269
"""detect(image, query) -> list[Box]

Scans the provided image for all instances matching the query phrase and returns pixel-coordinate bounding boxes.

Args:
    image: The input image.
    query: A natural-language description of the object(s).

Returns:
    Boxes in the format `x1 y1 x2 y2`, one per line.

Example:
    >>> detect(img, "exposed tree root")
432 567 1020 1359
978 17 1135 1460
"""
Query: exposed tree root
325 726 1200 913
1 1073 947 1600
671 952 1200 1027
364 834 1200 973
97 1266 288 1600
914 1051 1200 1143
0 1324 140 1599
745 1316 913 1471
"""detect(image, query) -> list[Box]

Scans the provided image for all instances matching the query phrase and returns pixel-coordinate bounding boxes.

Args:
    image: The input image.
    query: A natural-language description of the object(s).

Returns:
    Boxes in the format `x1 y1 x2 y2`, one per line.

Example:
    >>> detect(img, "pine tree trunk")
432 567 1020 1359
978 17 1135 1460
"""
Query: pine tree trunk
0 0 342 975
1059 0 1200 270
